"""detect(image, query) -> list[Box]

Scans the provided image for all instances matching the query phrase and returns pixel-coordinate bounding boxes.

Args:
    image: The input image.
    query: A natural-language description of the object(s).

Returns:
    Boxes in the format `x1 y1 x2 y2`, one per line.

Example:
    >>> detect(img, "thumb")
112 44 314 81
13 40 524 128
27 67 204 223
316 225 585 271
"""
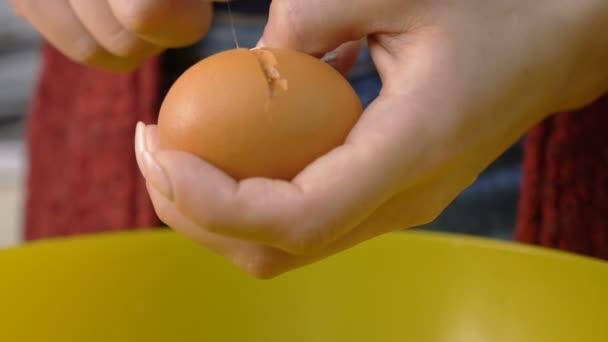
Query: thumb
259 0 372 56
320 40 362 76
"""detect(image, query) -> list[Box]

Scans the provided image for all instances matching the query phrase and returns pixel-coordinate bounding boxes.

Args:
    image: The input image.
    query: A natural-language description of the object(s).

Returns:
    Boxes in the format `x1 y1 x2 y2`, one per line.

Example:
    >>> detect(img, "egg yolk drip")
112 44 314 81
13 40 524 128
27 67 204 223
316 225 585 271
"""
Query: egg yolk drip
250 48 289 97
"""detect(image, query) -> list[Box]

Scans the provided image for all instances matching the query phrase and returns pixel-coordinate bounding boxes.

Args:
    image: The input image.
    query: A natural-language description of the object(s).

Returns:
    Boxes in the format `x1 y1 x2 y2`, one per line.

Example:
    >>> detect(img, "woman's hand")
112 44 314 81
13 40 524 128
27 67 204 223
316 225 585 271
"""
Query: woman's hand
10 0 225 72
136 0 608 278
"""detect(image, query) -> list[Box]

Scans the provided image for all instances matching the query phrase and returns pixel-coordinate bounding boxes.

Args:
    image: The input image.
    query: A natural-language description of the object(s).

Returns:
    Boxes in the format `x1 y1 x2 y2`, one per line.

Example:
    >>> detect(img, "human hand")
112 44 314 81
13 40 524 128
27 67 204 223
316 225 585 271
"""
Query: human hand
136 0 608 278
10 0 225 72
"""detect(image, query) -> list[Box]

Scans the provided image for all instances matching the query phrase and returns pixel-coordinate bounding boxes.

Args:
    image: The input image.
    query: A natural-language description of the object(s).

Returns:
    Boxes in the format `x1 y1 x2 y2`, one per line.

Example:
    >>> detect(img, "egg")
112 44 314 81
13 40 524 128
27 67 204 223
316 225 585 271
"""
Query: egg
157 47 363 180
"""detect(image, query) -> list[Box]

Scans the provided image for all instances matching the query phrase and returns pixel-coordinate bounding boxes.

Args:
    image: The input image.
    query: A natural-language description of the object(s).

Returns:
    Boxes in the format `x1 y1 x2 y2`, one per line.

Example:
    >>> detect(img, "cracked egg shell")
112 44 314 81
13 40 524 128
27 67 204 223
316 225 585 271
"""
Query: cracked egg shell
157 48 363 180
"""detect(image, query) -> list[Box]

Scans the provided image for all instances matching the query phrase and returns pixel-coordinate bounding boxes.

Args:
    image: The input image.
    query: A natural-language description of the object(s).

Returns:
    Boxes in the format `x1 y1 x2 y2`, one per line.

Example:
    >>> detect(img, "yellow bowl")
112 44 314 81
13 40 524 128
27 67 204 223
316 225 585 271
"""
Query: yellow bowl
0 229 607 341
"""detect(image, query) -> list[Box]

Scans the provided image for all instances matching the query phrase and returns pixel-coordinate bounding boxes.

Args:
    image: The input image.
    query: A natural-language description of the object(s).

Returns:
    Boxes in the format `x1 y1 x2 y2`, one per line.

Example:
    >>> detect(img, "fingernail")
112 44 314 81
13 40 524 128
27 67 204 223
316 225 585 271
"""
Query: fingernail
144 126 160 153
321 51 338 63
135 121 147 153
142 151 174 200
135 121 147 178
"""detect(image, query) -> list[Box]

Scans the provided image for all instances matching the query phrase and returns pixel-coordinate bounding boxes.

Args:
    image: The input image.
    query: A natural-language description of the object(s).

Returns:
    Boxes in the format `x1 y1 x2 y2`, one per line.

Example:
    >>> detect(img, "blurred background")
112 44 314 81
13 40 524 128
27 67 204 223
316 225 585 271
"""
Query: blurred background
0 2 522 247
0 1 39 248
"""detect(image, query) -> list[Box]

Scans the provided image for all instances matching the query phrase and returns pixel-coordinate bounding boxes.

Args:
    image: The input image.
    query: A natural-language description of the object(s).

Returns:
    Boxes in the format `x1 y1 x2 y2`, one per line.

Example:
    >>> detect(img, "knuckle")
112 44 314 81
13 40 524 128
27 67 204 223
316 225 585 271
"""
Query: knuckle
261 198 328 255
234 250 284 280
195 209 226 234
69 37 104 63
179 198 227 233
115 0 158 33
280 223 328 256
106 30 149 57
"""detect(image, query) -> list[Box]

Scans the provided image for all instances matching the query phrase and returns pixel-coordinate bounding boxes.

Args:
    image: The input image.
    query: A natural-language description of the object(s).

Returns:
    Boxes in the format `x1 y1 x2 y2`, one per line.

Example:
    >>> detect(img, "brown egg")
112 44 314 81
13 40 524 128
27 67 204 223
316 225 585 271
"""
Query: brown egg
157 47 363 180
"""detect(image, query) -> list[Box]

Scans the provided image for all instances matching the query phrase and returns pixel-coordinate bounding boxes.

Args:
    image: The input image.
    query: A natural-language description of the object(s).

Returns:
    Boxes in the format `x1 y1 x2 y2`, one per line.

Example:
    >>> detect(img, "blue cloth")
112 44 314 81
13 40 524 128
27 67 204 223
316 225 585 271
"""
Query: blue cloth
172 12 521 240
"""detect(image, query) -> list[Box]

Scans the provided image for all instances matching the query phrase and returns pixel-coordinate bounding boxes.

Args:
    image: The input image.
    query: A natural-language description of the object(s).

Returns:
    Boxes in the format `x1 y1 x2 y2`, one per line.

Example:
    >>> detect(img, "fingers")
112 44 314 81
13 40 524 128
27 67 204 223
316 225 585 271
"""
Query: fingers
68 0 158 57
108 0 215 47
134 24 463 258
136 124 310 254
12 0 221 72
321 40 363 76
136 123 301 251
136 32 459 256
260 0 372 56
142 129 476 279
136 114 401 256
135 114 477 278
144 143 476 279
153 149 308 252
13 0 139 72
138 123 311 279
147 184 304 279
143 76 459 256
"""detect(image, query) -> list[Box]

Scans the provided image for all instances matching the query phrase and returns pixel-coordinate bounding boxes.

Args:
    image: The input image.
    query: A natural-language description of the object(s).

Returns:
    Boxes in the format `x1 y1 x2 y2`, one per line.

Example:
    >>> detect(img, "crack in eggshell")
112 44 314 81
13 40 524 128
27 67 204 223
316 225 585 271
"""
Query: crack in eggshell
250 48 289 98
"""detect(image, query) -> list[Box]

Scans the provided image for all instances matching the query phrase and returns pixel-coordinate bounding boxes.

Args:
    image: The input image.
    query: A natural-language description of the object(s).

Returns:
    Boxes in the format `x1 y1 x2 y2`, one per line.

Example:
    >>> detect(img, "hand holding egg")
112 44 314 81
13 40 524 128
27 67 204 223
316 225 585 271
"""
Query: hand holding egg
137 0 608 278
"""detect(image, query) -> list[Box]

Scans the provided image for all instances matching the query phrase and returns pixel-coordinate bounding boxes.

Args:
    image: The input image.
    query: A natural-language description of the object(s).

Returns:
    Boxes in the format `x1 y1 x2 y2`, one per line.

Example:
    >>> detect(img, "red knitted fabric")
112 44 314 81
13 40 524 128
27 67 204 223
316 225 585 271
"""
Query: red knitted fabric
516 95 608 260
24 42 162 240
